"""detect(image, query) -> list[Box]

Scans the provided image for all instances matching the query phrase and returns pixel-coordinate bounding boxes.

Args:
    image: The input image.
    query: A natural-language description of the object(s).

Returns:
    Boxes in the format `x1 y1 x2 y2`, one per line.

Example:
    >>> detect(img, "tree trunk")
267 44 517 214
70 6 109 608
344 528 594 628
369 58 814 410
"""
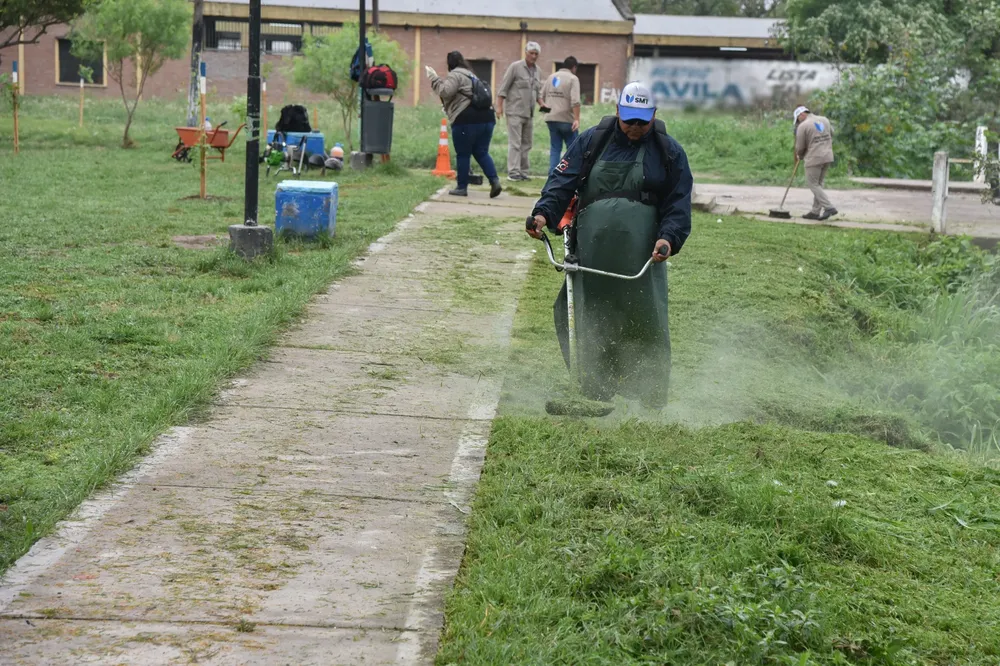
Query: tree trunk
117 76 136 148
343 108 354 153
186 0 205 127
123 108 136 148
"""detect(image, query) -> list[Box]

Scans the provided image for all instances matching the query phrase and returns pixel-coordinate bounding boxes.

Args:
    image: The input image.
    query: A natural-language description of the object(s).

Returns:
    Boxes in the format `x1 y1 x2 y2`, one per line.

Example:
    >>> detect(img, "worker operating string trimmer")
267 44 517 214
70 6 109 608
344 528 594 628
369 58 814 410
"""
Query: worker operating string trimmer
526 83 693 415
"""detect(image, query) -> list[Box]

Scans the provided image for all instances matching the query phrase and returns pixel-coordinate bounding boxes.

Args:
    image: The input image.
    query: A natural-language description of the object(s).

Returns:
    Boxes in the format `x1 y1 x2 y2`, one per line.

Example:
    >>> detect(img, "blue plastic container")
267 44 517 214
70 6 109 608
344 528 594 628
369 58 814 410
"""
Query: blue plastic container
275 180 339 238
267 130 325 156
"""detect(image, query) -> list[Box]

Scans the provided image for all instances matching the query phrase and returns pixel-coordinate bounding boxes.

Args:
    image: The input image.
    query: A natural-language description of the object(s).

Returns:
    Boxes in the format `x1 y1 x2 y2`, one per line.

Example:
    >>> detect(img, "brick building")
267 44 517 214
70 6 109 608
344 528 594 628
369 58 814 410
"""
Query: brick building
11 0 634 107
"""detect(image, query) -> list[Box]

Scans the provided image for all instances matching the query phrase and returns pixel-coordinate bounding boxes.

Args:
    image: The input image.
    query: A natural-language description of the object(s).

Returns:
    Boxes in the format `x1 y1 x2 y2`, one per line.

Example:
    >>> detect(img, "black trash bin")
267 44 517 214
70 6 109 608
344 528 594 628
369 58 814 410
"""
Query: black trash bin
361 88 394 155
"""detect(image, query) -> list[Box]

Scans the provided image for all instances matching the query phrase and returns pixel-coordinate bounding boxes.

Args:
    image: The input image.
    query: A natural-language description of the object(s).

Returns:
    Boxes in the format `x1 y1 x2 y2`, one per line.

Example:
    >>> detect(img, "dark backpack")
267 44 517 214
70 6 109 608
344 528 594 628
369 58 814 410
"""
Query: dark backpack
577 115 676 206
462 73 493 110
361 64 398 90
275 105 311 133
350 40 373 82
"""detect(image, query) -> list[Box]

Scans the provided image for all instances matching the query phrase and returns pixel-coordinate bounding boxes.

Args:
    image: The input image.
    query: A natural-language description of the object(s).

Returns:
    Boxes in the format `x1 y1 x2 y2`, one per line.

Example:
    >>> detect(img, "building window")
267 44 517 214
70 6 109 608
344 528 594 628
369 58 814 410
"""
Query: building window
217 37 242 51
554 61 596 105
263 22 303 54
468 59 493 89
205 17 342 51
57 37 104 85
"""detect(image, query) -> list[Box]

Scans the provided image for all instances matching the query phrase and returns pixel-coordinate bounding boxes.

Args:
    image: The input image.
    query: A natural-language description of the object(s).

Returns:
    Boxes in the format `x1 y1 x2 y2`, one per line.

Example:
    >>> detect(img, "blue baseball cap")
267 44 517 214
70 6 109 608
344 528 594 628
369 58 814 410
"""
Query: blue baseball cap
618 82 656 122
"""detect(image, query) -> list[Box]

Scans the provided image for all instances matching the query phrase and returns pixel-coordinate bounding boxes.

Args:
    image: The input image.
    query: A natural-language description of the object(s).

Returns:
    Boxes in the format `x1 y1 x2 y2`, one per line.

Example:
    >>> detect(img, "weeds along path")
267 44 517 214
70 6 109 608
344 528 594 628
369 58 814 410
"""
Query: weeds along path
440 212 1000 664
0 189 536 664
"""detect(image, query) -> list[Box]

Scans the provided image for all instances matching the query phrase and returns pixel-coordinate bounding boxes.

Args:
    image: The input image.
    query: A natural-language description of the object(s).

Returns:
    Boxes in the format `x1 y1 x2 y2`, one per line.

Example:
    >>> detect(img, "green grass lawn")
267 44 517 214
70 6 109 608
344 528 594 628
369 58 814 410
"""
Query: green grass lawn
439 215 1000 664
0 97 442 573
3 94 872 186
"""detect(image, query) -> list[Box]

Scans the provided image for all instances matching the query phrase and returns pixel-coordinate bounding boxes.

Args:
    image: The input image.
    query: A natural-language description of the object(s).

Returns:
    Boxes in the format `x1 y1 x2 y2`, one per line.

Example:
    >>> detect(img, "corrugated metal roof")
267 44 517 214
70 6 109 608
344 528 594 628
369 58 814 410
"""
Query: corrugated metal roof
634 14 783 39
218 0 629 22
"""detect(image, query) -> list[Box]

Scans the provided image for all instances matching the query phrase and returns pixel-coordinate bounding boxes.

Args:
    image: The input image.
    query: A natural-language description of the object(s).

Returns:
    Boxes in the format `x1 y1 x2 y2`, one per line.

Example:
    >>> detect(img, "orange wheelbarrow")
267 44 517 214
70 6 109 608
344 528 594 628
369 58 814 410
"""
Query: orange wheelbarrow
172 121 246 163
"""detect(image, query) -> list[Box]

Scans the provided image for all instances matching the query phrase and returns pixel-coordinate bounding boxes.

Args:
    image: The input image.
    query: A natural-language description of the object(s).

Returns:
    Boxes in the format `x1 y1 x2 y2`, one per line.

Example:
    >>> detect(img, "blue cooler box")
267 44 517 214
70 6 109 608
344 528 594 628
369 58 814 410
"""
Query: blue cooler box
275 180 339 237
267 130 325 156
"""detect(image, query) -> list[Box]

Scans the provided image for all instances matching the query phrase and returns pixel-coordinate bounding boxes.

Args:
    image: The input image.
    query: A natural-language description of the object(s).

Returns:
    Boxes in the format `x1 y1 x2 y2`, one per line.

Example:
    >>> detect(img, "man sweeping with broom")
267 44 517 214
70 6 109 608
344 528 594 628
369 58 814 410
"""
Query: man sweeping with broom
526 83 693 411
793 105 837 220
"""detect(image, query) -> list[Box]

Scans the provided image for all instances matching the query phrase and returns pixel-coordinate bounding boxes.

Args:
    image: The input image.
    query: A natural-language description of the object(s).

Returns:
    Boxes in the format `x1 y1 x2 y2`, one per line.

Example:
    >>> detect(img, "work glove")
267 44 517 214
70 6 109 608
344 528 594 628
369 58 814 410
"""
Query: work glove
425 66 437 79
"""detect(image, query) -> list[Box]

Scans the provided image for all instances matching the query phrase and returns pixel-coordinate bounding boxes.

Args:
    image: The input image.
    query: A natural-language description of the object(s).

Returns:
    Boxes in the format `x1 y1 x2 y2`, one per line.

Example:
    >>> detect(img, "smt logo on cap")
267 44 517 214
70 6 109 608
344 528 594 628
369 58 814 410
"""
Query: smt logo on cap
618 82 655 122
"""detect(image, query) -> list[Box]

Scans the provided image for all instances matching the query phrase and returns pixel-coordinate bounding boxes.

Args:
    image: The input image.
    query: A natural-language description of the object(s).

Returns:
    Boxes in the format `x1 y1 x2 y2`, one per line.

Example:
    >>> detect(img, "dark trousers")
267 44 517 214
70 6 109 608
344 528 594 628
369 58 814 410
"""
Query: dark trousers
547 121 578 174
452 122 498 189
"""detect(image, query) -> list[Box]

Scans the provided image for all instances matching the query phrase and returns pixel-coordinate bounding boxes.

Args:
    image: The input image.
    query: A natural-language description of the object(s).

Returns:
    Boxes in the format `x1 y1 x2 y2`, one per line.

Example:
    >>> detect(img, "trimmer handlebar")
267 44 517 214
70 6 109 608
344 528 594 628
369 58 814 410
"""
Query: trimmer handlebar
527 216 664 281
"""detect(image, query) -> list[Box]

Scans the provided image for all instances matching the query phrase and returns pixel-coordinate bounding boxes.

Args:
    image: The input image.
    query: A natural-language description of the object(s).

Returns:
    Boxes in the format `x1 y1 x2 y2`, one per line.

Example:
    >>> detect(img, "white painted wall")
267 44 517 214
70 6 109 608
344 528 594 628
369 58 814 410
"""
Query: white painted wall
623 57 842 109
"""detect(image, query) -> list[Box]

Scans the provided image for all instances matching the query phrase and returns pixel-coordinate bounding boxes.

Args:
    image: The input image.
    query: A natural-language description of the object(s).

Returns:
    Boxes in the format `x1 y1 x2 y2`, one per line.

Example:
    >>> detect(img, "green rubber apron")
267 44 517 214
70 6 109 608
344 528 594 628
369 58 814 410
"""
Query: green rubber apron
554 140 671 406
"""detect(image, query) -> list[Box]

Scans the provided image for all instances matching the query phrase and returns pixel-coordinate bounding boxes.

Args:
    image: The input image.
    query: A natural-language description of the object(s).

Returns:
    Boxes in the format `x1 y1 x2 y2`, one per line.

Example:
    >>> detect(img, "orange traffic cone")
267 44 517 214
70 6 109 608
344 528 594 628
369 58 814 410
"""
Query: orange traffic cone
431 118 456 178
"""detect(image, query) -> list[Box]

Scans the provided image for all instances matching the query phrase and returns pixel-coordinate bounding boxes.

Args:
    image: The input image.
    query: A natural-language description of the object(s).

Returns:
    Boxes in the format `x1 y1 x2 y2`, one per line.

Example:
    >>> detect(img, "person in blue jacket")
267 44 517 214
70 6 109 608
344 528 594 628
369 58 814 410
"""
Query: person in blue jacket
526 82 693 408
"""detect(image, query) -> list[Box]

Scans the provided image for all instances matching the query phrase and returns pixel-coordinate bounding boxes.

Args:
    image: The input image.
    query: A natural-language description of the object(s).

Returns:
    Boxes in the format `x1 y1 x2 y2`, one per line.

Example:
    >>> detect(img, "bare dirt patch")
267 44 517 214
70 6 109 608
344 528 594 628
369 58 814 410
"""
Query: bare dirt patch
172 235 223 250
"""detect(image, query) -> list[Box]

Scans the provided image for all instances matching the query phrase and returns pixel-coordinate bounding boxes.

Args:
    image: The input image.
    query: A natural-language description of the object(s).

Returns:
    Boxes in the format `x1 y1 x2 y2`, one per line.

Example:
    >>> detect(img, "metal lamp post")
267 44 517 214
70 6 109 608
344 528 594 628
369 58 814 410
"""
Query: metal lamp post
228 0 274 259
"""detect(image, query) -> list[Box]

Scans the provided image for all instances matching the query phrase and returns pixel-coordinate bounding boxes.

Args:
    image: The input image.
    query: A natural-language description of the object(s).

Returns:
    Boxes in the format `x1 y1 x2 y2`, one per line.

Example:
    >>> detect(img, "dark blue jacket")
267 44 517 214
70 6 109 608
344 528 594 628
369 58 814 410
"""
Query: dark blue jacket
531 122 693 255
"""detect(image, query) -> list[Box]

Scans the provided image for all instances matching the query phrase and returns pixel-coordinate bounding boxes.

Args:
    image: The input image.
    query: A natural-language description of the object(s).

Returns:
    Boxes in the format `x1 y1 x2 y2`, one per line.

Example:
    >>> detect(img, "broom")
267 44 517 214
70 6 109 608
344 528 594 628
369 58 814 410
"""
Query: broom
769 158 800 219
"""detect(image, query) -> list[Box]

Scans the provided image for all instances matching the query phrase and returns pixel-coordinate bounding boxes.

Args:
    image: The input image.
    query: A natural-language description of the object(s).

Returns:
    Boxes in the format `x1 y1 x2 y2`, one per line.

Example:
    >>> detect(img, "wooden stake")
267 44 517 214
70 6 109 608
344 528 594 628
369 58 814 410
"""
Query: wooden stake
12 88 19 155
200 62 207 199
12 61 19 154
79 78 85 128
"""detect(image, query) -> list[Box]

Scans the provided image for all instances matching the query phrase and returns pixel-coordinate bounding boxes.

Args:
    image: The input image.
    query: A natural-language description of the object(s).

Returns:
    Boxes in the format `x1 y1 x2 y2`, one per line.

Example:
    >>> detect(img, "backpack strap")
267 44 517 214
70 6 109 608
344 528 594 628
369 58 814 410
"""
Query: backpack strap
459 72 475 99
652 118 676 169
578 115 617 196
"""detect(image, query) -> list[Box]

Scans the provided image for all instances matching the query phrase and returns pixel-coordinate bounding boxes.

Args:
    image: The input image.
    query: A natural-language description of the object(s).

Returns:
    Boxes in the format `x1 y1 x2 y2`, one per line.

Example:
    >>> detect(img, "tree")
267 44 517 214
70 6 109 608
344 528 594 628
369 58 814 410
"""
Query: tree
186 0 204 127
0 0 87 66
292 25 409 153
629 0 784 17
72 0 190 147
783 0 1000 68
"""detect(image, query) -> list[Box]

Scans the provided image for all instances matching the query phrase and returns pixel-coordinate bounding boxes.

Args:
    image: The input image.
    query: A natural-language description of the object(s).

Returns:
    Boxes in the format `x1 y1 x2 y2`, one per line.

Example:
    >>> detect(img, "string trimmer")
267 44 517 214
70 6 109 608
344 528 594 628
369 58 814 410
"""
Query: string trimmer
527 217 668 417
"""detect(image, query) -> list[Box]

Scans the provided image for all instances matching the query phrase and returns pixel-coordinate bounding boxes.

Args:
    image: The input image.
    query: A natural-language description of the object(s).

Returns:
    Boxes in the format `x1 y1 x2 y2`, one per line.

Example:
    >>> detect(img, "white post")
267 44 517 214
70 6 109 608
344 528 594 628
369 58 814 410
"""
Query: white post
975 125 988 184
931 151 949 234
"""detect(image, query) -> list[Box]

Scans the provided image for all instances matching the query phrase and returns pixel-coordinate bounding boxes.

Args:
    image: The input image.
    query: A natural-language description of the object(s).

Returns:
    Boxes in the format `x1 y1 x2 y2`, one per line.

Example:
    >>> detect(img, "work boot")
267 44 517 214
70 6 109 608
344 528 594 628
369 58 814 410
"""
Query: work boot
449 187 468 197
819 207 838 220
489 178 503 198
802 211 821 220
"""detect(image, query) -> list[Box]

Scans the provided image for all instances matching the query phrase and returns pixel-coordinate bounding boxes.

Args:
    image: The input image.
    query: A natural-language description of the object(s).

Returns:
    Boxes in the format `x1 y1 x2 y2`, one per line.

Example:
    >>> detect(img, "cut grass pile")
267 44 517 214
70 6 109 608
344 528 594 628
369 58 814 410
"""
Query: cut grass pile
441 214 1000 663
5 95 860 186
0 109 441 573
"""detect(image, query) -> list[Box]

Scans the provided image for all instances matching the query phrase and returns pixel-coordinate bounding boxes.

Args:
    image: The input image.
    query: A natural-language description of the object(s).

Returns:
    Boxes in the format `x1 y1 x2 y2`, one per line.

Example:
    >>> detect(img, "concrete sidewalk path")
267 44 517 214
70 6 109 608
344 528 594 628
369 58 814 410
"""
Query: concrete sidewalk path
696 183 1000 238
0 188 535 665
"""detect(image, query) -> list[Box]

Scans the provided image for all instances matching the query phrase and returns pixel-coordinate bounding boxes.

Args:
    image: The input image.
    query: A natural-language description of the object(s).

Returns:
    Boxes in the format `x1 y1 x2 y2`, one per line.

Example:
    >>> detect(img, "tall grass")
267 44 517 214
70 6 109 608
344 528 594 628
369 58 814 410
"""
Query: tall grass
824 234 1000 457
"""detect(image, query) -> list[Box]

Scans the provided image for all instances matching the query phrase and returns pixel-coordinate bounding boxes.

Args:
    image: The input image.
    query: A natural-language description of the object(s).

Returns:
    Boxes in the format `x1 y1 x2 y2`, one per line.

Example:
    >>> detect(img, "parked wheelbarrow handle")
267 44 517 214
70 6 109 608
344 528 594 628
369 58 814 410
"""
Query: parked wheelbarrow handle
529 220 665 281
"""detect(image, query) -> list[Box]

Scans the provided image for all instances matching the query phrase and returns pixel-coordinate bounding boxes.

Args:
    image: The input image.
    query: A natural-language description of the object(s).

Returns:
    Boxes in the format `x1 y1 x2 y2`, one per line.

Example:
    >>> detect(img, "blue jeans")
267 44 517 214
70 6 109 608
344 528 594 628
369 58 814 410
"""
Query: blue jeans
547 121 578 174
452 122 498 189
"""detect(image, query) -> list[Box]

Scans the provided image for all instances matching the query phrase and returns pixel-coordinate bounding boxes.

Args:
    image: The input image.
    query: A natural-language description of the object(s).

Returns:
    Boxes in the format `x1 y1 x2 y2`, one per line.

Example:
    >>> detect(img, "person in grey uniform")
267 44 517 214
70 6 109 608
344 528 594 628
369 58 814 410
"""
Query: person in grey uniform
497 41 543 181
540 55 582 174
793 105 837 220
